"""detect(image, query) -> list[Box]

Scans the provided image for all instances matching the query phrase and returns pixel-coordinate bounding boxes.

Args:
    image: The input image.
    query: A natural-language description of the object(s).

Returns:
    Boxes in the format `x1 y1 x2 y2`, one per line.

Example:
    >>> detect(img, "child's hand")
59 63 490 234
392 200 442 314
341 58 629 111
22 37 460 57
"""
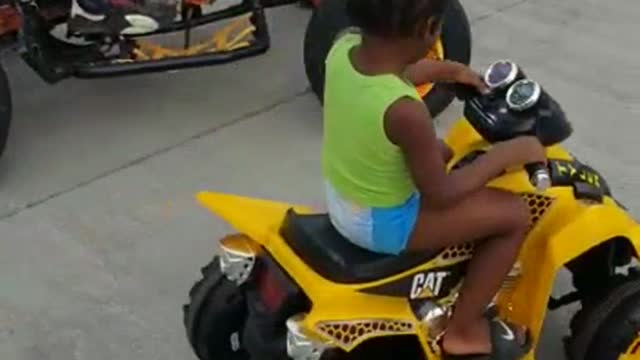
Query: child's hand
405 60 488 94
453 65 489 94
492 136 547 168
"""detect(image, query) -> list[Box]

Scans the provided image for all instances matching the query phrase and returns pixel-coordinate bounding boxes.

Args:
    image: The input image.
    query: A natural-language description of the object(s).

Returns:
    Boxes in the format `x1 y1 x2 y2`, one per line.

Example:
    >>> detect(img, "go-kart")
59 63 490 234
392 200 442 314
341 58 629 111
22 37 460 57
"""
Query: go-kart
0 0 305 158
182 60 640 360
0 0 471 165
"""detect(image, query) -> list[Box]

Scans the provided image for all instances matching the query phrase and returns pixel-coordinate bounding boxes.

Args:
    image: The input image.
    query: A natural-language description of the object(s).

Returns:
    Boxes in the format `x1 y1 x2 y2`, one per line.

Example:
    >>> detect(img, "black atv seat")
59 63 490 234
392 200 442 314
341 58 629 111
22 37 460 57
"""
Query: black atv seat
279 209 439 284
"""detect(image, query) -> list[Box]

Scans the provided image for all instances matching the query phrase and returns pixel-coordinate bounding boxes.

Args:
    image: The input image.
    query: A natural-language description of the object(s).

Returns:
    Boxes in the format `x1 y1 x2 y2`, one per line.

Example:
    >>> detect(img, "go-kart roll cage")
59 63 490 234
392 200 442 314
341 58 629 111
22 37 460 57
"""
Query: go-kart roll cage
16 0 301 82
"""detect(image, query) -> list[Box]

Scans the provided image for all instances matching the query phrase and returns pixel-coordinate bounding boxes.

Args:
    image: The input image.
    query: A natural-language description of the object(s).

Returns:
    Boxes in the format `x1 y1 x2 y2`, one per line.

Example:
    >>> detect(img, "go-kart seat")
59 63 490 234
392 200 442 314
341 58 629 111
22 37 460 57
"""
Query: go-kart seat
279 209 440 284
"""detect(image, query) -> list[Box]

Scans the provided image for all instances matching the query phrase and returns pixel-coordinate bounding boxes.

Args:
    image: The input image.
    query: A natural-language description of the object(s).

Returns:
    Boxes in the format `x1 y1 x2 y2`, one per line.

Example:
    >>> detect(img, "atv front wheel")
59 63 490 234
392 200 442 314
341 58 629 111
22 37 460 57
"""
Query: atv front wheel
567 275 640 360
303 0 472 118
183 256 250 360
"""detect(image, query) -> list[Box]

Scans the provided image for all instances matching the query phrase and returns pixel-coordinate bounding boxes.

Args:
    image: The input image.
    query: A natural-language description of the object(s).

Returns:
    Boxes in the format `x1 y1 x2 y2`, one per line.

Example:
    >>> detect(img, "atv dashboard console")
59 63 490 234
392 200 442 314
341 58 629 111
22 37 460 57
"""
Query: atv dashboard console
458 60 573 147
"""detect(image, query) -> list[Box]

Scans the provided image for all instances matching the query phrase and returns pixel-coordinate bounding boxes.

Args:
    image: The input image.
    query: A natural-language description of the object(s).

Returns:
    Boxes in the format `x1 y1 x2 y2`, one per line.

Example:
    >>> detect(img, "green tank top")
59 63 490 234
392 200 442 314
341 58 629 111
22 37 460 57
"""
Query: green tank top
322 33 421 208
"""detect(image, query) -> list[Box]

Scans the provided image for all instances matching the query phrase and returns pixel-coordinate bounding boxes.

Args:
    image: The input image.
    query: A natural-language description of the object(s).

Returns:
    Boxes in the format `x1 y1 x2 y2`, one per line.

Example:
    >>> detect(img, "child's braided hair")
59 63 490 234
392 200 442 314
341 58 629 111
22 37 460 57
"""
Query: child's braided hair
346 0 449 38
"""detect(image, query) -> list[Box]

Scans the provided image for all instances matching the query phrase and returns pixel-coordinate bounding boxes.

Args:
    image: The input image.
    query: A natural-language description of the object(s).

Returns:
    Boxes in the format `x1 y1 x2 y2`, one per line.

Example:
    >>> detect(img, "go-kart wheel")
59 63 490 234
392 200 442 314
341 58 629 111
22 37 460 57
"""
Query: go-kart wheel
183 256 250 360
567 274 640 360
303 0 471 118
0 64 11 159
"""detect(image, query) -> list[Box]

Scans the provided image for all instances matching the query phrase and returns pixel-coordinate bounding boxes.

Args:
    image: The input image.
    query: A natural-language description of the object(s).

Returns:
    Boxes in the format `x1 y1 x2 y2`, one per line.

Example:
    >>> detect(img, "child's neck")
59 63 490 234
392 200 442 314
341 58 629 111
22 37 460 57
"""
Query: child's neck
353 35 415 77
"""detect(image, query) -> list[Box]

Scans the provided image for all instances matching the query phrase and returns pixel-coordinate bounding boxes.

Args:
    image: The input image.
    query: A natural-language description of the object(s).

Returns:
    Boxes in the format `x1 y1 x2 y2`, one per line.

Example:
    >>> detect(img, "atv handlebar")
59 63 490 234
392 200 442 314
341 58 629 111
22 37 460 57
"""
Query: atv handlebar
451 60 572 149
526 162 551 192
446 63 561 192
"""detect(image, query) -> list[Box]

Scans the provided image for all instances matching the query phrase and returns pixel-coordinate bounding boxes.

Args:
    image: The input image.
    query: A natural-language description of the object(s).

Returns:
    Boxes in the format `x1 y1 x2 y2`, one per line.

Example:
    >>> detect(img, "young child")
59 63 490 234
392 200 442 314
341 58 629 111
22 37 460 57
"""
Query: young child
322 0 546 358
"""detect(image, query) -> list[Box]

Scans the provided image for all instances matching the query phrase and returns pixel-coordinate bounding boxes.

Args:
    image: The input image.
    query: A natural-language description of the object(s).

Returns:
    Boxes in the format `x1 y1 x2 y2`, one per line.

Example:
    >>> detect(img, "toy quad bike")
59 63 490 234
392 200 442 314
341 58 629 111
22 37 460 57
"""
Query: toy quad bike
182 59 640 360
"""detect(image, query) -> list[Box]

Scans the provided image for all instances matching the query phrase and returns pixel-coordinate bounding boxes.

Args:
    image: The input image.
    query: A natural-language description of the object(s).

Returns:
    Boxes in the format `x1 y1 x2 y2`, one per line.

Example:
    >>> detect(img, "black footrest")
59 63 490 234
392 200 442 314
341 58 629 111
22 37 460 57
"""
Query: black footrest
261 0 299 7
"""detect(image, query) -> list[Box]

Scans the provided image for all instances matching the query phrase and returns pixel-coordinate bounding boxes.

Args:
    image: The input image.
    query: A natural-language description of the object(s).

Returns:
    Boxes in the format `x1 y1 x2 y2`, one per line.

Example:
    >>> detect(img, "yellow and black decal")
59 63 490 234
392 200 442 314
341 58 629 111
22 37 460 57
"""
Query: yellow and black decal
359 263 468 299
549 159 611 201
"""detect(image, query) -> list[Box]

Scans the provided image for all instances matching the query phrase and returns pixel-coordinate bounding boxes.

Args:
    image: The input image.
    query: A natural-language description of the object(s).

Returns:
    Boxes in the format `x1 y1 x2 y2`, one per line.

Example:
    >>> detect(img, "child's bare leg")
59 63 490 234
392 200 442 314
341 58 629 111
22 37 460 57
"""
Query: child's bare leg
407 188 530 354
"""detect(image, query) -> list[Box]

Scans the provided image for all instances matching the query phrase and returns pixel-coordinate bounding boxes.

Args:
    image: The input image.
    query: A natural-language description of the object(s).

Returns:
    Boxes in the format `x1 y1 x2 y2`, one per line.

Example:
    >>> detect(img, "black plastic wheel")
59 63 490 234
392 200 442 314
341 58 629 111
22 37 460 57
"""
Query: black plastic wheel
303 0 472 118
0 64 12 158
183 256 250 360
567 275 640 360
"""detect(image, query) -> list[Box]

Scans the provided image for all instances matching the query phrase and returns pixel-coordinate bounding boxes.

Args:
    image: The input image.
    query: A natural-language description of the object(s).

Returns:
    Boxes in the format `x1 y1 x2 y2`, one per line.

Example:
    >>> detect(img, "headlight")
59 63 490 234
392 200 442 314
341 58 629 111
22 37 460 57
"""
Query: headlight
506 79 541 111
484 60 519 90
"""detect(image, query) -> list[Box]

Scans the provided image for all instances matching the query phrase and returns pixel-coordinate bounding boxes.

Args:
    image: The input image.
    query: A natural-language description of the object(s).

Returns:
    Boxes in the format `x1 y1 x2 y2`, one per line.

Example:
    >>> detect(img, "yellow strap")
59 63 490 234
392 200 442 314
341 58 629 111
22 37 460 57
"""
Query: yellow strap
131 14 254 60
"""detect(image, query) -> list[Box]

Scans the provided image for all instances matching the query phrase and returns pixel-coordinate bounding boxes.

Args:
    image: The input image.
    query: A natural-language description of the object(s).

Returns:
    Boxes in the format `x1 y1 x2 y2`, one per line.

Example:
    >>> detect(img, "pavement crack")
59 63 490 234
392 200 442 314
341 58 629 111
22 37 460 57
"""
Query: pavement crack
0 89 310 221
471 0 530 24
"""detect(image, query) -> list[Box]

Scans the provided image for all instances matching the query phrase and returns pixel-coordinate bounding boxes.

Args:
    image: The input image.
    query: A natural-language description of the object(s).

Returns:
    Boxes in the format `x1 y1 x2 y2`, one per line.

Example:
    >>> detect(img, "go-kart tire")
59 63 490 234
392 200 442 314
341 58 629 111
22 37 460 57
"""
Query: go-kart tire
183 256 250 360
0 64 11 158
567 274 640 360
303 0 471 118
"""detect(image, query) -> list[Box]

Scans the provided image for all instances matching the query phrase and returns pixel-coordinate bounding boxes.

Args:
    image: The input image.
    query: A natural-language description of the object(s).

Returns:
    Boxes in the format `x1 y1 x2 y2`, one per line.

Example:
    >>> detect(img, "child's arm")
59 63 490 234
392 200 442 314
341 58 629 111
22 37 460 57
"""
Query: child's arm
404 59 487 93
438 139 453 163
385 98 545 209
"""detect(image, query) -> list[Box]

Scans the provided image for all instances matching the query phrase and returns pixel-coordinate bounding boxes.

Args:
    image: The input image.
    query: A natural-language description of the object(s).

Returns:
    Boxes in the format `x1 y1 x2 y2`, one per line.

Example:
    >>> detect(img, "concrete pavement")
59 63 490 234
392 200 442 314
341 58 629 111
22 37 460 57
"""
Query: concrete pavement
0 0 639 359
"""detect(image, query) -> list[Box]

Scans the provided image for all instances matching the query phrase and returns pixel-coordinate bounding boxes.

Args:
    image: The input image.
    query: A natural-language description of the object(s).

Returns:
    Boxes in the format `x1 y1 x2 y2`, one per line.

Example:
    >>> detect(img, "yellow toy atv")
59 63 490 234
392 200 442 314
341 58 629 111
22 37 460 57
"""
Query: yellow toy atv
182 59 640 360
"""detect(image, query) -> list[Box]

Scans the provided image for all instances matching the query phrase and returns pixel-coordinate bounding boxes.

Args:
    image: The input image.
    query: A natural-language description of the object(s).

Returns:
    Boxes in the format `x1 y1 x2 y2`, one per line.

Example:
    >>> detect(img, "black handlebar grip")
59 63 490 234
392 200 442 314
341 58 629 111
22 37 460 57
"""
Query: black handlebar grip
443 83 482 101
525 162 545 173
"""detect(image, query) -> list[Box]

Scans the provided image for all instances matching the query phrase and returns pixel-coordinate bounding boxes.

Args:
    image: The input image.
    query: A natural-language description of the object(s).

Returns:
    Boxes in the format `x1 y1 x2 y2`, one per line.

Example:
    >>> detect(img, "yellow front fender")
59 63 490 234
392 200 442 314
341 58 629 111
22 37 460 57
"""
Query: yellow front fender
497 202 640 358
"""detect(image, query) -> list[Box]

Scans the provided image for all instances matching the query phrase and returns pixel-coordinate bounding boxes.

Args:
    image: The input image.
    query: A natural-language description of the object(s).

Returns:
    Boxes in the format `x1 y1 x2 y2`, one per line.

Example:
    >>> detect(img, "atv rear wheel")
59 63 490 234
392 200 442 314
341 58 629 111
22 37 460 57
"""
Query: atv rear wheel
183 256 250 360
303 0 472 118
567 274 640 360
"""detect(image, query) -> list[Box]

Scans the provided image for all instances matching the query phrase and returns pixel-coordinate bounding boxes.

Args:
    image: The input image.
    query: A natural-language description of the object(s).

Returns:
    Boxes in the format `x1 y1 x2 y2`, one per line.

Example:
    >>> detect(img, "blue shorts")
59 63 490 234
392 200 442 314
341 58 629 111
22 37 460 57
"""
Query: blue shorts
324 182 420 255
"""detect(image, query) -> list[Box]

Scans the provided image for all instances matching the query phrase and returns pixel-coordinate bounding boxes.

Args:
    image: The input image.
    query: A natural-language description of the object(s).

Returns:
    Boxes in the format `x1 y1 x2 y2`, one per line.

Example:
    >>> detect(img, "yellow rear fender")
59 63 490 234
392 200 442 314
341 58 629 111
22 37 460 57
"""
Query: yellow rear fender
497 201 640 353
196 191 312 245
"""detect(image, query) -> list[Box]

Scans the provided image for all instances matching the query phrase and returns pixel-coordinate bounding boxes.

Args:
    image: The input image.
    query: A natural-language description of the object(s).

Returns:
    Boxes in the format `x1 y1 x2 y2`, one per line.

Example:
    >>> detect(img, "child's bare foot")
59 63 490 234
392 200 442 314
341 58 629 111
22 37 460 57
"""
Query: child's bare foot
442 319 491 355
